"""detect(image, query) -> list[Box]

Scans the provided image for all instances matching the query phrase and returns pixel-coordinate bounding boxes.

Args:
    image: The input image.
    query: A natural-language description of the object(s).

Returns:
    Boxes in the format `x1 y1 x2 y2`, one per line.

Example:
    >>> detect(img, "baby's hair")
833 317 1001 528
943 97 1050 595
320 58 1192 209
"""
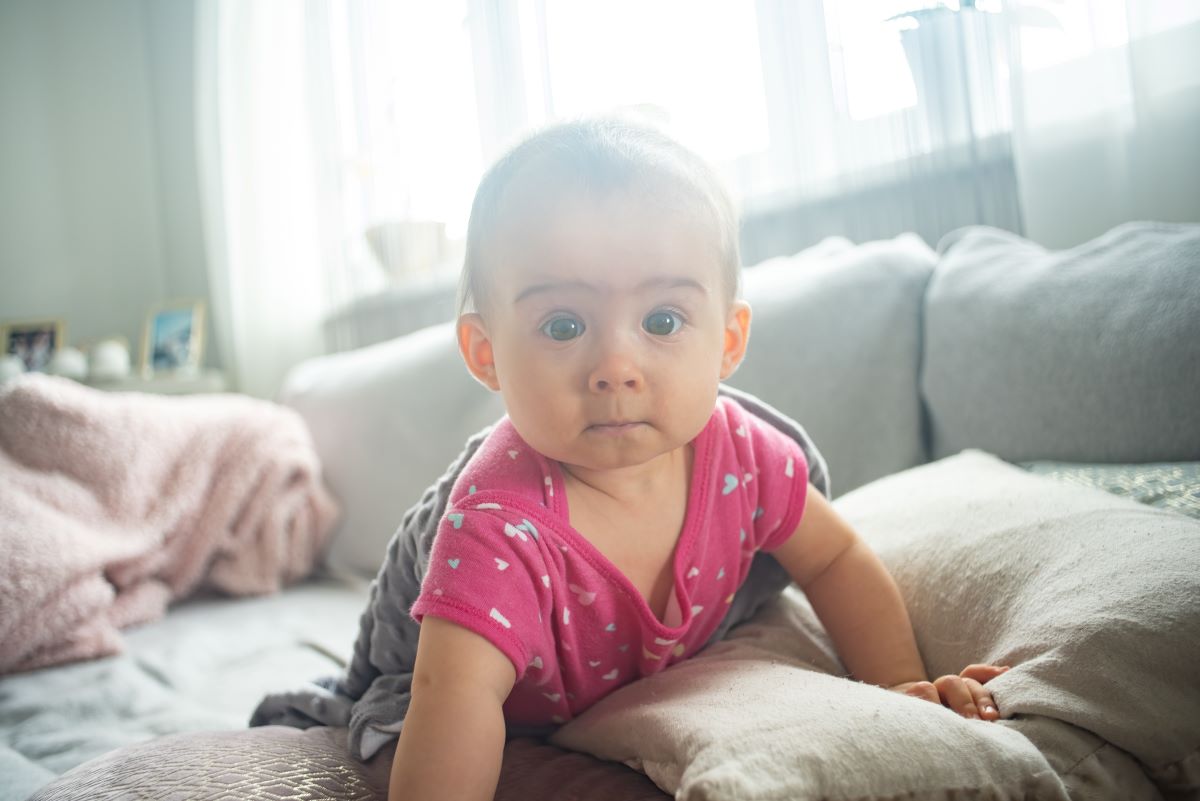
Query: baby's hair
457 115 742 318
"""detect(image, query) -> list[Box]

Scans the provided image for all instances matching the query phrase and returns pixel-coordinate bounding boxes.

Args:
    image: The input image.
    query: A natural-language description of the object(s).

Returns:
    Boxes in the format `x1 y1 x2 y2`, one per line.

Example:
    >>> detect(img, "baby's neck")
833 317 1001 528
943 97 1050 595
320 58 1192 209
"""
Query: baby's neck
559 444 692 511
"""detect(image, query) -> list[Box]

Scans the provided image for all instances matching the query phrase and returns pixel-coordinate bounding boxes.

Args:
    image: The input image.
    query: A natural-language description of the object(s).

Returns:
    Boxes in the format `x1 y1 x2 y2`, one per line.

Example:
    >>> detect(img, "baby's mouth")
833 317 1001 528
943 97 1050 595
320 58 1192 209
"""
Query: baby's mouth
587 420 646 434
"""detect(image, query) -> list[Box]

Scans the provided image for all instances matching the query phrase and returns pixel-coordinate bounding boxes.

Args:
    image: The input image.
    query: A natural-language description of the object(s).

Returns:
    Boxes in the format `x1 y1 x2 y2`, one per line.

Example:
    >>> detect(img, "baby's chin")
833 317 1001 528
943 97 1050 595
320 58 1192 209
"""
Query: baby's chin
510 414 703 472
554 436 693 475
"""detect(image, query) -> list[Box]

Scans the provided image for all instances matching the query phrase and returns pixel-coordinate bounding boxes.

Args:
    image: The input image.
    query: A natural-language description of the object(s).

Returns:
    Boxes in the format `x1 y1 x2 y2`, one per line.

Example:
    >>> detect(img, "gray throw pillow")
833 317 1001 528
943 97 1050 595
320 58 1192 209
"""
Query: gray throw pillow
734 234 936 494
923 222 1200 464
551 450 1200 800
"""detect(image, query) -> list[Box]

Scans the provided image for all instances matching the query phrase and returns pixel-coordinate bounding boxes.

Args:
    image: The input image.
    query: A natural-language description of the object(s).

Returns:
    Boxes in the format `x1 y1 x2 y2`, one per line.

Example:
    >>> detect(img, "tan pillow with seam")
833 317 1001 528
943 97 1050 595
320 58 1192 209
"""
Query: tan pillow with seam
551 450 1199 800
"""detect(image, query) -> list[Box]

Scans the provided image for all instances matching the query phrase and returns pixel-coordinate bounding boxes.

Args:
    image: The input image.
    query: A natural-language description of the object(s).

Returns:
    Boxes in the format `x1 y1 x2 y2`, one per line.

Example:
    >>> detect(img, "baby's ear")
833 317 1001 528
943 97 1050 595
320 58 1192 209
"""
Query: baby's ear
457 313 501 392
719 300 752 380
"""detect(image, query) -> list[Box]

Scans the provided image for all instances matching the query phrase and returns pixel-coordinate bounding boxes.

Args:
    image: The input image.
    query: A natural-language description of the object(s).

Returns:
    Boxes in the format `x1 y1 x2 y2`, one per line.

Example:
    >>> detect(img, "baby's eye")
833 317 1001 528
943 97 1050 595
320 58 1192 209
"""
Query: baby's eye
643 310 683 336
541 316 585 341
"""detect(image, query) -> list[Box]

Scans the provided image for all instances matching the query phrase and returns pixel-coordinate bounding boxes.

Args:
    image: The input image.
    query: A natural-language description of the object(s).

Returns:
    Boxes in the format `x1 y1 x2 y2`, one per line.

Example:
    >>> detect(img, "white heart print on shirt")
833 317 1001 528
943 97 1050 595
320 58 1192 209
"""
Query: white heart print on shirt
568 583 596 606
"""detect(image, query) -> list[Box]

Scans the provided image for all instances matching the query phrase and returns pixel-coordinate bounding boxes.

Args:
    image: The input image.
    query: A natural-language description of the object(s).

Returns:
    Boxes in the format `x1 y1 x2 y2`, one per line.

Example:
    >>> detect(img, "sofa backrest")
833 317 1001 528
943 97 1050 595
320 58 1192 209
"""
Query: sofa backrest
282 234 937 575
923 222 1200 463
732 234 937 495
279 323 503 576
283 221 1199 578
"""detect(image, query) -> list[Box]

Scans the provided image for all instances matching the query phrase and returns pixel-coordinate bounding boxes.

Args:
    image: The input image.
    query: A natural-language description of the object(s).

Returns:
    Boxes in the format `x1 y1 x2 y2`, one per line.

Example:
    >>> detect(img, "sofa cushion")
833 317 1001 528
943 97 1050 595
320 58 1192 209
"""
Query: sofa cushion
550 450 1199 800
923 222 1200 463
734 233 936 495
278 323 504 577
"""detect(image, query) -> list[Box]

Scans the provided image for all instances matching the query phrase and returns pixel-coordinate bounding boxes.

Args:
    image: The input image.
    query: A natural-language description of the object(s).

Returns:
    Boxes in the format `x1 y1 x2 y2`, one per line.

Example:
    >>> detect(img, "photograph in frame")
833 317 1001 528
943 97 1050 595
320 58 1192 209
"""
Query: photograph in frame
141 300 206 377
1 318 67 373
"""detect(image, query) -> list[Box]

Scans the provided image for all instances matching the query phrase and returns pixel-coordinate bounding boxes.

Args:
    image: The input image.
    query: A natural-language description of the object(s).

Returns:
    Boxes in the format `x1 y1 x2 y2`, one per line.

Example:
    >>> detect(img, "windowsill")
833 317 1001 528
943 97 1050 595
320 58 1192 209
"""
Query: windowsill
83 369 229 395
738 131 1014 220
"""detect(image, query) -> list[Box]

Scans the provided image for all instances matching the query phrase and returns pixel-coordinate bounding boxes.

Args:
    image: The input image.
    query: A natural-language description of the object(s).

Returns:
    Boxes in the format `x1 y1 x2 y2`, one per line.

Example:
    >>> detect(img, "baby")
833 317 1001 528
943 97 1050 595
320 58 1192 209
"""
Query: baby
391 117 1007 799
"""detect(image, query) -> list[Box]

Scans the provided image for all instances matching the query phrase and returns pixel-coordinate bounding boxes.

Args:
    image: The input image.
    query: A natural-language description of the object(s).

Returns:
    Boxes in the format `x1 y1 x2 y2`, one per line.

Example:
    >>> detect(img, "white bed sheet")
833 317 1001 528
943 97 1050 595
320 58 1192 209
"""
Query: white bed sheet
0 572 370 801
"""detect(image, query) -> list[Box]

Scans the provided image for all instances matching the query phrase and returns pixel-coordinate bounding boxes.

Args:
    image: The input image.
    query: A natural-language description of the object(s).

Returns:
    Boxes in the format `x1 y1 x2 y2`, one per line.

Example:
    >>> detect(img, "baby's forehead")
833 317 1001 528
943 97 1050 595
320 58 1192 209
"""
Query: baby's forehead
493 169 719 247
488 188 721 280
501 159 710 221
463 147 738 315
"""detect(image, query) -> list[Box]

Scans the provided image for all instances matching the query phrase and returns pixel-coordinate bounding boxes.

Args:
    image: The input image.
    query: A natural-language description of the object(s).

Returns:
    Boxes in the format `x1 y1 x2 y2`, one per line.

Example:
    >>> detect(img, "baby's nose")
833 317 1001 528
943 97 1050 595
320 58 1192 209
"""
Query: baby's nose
588 344 644 393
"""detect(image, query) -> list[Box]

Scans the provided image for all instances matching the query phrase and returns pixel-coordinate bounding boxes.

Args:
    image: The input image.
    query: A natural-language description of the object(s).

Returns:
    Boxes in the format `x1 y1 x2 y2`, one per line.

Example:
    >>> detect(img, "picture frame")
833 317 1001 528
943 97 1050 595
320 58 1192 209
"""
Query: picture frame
141 299 206 377
1 318 67 373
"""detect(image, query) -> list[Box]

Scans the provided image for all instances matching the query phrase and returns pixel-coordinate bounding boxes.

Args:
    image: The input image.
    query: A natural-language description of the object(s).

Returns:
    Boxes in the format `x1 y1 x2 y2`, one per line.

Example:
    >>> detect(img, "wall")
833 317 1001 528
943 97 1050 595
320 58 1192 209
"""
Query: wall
0 0 218 371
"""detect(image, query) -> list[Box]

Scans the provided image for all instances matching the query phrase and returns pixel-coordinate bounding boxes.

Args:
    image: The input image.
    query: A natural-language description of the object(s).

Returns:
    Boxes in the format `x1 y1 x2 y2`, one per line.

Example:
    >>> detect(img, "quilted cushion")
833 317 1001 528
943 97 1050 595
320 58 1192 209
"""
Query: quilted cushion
1019 460 1200 519
27 725 669 801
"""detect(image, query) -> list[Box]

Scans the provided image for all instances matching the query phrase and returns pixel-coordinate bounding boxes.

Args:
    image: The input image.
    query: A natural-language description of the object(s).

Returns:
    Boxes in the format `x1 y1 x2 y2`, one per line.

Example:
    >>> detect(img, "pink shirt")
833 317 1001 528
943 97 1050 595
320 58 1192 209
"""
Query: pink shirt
409 396 809 727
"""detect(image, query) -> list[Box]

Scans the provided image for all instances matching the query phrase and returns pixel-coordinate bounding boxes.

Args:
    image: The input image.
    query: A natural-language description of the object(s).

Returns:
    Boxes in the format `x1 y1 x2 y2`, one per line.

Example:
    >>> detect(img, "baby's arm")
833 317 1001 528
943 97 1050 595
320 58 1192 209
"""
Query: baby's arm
771 483 1004 720
390 615 516 801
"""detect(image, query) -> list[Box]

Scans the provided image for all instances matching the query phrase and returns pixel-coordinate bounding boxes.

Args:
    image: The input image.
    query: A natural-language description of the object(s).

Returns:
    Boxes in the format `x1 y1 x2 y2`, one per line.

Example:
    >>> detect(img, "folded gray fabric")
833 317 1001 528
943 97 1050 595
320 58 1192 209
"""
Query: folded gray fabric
251 384 830 760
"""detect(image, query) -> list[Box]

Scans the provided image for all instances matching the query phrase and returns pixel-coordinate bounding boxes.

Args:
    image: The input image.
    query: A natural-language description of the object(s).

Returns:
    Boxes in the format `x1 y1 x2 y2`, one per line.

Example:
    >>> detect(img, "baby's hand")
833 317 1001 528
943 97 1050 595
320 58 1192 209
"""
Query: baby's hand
889 664 1010 721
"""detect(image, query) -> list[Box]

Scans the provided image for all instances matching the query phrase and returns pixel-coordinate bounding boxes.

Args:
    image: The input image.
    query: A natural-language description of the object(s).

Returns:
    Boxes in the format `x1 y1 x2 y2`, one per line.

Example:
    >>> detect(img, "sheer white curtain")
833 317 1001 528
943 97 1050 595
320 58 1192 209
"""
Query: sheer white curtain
468 0 1022 260
196 1 480 397
196 1 351 400
478 0 1199 252
195 0 1200 397
1006 0 1200 246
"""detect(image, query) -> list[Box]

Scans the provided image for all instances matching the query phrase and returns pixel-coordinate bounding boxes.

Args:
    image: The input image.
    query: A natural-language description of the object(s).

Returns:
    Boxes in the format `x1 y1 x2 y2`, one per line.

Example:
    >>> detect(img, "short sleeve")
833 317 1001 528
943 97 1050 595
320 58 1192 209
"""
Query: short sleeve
409 504 549 680
745 414 810 553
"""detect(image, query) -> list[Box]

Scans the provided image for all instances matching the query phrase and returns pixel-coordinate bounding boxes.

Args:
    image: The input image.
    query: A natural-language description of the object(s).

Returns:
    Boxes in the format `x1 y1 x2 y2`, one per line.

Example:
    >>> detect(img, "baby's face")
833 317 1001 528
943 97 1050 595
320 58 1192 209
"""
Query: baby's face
463 189 748 474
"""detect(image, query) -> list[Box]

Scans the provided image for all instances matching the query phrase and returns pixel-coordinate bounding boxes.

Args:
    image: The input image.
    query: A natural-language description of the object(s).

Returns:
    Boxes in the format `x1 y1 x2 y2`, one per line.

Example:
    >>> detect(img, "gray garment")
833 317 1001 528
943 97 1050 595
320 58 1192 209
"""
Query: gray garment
250 384 830 760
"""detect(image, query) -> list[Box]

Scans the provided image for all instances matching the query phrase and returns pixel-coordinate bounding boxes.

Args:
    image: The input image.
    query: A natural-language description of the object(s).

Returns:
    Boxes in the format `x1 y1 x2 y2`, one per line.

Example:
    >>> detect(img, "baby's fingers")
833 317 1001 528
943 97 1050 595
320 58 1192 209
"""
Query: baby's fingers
960 663 1010 684
963 677 1001 721
933 674 983 720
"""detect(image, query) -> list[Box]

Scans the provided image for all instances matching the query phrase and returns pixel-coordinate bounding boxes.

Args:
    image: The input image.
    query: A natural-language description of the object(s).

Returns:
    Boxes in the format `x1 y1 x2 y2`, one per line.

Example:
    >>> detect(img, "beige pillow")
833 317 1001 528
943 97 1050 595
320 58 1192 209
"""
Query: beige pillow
552 450 1199 800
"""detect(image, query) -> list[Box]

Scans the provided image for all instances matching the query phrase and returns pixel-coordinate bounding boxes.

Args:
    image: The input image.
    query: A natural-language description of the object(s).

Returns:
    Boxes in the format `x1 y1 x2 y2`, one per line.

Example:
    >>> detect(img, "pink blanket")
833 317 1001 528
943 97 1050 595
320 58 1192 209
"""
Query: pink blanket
0 374 341 674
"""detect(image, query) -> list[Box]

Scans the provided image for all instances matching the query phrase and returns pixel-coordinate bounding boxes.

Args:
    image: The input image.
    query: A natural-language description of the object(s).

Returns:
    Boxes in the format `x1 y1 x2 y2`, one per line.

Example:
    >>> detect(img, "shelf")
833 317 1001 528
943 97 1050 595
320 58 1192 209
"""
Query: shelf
83 369 229 395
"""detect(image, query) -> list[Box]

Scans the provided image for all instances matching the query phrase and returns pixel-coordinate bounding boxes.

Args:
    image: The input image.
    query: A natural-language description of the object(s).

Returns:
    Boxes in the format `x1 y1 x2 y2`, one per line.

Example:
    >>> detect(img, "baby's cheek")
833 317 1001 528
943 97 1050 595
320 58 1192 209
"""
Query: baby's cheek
505 402 573 461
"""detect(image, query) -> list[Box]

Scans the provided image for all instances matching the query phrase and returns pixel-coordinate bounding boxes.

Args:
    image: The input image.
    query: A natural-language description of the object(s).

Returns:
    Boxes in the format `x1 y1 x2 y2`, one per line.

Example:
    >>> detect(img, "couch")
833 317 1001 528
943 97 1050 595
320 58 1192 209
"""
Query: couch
6 221 1198 801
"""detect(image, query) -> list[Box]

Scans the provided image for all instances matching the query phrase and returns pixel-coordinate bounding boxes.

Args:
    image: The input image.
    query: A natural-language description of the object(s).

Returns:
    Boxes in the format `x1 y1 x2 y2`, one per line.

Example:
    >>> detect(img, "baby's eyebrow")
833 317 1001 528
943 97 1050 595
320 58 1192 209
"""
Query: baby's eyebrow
514 276 707 304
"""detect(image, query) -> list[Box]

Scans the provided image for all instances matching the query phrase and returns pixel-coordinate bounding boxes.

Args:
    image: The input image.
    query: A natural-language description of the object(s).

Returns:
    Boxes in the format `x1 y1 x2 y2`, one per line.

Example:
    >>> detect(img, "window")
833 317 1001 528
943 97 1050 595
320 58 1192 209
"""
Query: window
516 0 772 162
